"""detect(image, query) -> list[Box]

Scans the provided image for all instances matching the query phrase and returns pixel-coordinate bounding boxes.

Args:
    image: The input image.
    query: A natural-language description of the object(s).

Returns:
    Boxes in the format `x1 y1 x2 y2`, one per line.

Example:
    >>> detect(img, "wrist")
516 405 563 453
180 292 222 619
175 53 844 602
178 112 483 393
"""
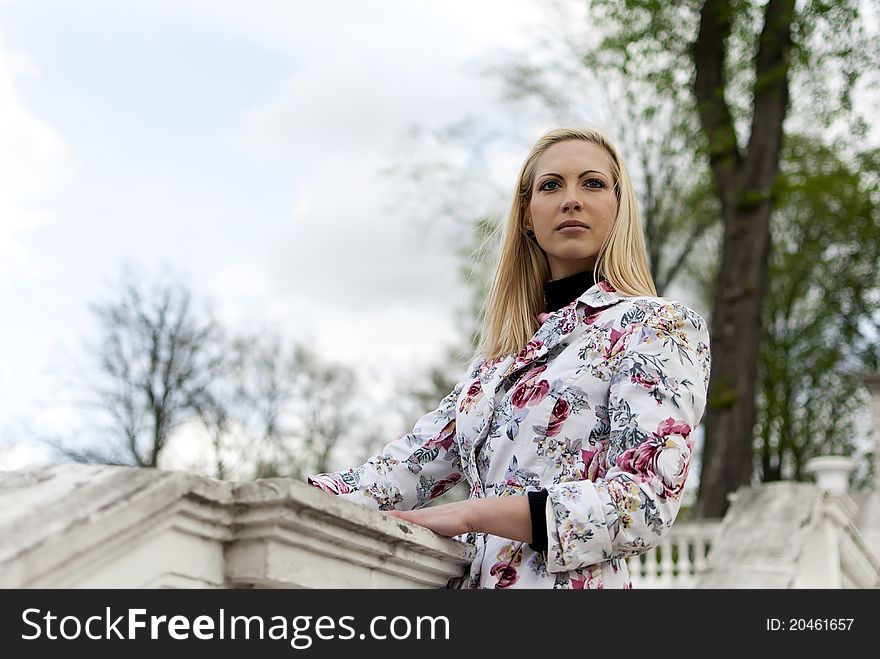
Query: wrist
464 499 482 534
465 496 532 544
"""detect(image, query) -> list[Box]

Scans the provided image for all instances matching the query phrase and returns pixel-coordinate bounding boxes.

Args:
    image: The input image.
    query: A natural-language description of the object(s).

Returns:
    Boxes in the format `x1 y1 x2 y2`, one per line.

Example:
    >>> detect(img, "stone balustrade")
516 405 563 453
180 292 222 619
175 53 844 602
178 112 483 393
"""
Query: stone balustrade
695 482 880 588
627 520 723 589
0 464 475 588
2 463 879 589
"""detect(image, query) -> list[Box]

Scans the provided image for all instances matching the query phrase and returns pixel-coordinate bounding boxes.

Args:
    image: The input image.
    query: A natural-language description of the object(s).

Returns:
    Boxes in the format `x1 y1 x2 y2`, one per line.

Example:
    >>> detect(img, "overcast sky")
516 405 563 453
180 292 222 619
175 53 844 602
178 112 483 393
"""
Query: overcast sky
4 1 872 480
0 0 625 471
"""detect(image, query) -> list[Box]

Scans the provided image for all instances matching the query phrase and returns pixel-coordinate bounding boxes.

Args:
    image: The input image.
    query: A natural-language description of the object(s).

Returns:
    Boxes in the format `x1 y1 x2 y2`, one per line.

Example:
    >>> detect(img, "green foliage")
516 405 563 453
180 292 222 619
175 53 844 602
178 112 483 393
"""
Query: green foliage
755 134 880 483
585 0 876 157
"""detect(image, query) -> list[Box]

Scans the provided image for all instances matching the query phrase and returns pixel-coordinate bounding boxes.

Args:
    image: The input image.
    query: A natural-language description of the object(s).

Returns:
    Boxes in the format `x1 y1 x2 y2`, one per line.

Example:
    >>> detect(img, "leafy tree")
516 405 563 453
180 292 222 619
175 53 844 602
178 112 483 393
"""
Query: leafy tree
755 135 880 483
579 0 878 517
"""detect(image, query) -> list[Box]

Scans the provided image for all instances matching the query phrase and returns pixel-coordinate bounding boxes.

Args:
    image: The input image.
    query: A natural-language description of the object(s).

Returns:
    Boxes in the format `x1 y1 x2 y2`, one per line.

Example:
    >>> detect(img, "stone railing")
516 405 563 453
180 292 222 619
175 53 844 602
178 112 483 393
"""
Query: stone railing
627 519 723 589
696 481 880 589
0 464 474 588
3 462 878 589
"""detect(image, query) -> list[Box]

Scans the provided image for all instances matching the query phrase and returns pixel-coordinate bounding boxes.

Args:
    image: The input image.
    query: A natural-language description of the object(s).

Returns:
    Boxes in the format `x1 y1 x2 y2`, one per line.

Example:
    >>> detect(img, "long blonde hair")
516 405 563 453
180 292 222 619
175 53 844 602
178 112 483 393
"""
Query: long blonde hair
475 127 656 361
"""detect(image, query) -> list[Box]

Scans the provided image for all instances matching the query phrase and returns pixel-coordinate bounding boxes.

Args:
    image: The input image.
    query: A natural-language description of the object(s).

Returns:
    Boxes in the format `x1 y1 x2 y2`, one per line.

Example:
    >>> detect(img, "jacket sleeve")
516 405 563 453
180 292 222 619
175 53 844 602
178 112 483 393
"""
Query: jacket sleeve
307 363 476 511
543 302 711 573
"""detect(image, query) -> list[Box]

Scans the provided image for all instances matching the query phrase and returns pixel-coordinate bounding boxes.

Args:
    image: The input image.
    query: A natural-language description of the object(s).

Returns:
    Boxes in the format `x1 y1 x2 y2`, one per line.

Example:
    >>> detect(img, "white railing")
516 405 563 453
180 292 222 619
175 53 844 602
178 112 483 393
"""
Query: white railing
627 520 723 589
0 464 475 588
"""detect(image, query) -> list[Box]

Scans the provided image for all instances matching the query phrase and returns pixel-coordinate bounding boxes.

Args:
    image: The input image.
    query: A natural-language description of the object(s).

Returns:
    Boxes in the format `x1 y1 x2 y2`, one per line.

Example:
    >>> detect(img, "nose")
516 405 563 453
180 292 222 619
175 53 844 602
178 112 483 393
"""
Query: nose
561 197 582 213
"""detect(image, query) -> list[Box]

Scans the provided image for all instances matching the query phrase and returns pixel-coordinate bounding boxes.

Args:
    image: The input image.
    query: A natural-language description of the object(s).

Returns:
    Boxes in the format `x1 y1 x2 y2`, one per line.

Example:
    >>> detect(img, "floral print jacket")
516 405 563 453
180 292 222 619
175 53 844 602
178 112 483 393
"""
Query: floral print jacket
309 281 711 589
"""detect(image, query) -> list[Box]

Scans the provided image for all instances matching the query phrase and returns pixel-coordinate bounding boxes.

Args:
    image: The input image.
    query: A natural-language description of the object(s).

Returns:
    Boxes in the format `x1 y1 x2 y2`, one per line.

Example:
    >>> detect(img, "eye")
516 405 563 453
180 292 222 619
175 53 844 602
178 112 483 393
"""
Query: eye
538 180 560 191
584 178 605 188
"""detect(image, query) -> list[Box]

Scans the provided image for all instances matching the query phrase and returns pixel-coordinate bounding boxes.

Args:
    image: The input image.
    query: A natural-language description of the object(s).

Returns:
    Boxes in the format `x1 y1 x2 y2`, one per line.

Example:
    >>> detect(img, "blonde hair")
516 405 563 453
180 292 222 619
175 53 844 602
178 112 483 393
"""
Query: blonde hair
475 127 656 361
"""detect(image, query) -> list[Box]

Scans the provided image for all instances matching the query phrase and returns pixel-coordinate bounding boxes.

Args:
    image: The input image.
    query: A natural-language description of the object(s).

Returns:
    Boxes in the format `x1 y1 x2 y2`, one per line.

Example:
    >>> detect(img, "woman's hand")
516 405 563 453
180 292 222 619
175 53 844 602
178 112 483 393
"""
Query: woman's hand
385 496 533 544
384 500 475 537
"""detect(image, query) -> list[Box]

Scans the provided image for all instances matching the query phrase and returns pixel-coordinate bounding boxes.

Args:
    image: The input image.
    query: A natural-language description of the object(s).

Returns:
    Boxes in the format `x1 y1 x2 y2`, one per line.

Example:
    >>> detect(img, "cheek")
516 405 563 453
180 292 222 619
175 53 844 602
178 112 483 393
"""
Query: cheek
529 198 554 229
587 191 616 214
608 196 619 220
593 195 618 234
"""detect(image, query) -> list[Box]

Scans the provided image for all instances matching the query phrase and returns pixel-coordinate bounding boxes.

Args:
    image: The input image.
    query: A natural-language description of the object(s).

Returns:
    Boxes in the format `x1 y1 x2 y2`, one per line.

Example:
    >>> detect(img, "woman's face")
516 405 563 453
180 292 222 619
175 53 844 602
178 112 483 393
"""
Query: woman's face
527 139 618 280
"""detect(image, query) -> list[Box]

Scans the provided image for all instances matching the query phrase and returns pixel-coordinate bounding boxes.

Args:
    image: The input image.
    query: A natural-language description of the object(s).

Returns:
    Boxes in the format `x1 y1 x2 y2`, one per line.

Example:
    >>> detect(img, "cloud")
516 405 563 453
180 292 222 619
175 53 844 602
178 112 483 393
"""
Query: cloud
225 4 520 164
0 30 68 287
0 0 564 468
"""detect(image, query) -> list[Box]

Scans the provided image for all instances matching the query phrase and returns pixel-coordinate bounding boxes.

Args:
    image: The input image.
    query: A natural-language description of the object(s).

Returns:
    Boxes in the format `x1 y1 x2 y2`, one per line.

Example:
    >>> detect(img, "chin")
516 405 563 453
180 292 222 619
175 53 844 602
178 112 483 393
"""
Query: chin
549 245 598 262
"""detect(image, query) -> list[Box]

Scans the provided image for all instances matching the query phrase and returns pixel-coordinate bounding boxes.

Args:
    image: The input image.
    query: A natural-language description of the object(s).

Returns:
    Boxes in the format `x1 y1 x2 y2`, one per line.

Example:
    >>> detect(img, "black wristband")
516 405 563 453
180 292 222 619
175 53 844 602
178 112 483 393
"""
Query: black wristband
527 489 549 552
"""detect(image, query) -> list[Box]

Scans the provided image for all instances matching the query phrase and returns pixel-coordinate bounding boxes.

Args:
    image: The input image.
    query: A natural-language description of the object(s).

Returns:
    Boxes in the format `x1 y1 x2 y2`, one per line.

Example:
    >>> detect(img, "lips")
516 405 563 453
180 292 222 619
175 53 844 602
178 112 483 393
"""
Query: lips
556 220 589 231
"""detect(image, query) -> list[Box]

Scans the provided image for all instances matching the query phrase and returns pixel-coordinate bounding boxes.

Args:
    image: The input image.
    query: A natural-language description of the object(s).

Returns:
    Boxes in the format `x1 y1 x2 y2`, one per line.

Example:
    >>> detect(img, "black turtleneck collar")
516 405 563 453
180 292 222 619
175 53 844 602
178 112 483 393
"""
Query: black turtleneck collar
543 269 596 313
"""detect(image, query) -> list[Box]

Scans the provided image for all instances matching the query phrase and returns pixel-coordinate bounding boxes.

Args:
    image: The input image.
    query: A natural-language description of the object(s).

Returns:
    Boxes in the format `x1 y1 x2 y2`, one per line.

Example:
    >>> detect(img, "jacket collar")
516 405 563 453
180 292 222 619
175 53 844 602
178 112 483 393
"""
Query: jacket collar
575 279 626 312
499 280 626 382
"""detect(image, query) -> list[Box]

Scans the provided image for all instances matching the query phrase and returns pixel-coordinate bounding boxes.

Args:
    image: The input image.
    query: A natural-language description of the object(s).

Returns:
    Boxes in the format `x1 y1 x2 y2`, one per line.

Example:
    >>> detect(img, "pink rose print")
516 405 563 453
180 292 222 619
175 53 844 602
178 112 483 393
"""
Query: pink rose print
599 279 616 293
633 372 659 390
656 417 692 439
615 418 693 499
425 418 456 451
429 473 462 499
604 325 637 361
515 338 544 366
308 474 351 495
557 305 578 334
459 380 483 414
580 442 608 481
570 565 602 589
546 398 571 437
489 563 519 589
510 365 550 409
479 356 503 378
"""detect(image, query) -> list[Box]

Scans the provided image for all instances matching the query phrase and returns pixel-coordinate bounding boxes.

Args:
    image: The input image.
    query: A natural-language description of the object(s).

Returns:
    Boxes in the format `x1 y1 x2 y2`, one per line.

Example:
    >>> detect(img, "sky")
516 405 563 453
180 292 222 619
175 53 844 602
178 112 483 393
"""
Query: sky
1 1 874 485
0 0 620 472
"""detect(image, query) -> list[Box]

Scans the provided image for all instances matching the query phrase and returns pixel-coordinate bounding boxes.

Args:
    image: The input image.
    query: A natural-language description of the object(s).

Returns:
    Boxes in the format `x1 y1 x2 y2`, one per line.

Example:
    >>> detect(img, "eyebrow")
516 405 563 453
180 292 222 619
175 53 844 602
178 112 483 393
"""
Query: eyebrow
536 170 610 181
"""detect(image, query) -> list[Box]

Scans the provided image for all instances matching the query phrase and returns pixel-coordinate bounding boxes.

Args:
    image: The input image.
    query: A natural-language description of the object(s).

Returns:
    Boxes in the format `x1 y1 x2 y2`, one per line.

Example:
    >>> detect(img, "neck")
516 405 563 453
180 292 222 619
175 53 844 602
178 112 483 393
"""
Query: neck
543 269 596 313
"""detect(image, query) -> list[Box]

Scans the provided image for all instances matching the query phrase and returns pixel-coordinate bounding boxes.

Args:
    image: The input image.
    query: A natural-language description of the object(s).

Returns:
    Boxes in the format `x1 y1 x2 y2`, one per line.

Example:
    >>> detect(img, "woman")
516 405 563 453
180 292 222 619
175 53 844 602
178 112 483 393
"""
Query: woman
308 127 711 589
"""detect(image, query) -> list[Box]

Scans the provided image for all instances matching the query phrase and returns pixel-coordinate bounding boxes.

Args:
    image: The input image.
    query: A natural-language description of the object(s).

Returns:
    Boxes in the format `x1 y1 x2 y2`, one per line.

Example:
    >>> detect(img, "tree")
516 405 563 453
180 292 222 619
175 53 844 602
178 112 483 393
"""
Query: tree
192 335 253 480
755 135 880 483
201 335 360 482
53 272 225 467
579 0 878 517
35 267 367 482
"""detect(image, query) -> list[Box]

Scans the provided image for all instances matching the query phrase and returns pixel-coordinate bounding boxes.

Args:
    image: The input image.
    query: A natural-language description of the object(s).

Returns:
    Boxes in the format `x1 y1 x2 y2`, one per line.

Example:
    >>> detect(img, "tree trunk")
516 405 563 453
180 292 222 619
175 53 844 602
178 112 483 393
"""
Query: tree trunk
693 0 795 518
696 204 772 516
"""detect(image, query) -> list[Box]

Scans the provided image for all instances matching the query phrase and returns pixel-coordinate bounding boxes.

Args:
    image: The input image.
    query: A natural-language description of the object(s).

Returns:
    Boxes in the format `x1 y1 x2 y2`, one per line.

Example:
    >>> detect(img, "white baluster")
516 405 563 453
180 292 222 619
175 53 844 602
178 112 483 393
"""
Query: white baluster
659 540 675 587
677 537 694 588
630 521 723 588
670 537 683 588
638 547 654 588
628 554 645 588
693 535 709 576
649 544 663 588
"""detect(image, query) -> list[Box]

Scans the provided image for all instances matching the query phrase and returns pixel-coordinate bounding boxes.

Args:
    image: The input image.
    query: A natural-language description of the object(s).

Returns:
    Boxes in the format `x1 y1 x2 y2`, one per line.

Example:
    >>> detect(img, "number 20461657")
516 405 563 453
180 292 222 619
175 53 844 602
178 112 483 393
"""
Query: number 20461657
766 619 854 631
